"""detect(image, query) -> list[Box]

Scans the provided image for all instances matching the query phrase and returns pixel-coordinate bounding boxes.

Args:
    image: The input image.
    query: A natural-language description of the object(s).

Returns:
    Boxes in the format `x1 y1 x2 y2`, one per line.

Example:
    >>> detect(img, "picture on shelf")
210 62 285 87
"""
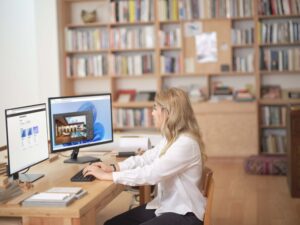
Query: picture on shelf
261 85 282 99
117 89 136 103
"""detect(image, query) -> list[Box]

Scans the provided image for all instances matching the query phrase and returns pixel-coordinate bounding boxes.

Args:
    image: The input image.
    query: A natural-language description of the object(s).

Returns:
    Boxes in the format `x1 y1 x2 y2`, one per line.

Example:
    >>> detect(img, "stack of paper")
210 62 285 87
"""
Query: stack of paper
22 187 86 207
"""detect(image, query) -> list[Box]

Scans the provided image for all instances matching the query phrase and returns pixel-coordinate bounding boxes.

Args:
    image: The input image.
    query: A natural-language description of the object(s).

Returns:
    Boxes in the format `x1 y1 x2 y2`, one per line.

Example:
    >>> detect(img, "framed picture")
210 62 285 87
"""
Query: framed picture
261 85 281 99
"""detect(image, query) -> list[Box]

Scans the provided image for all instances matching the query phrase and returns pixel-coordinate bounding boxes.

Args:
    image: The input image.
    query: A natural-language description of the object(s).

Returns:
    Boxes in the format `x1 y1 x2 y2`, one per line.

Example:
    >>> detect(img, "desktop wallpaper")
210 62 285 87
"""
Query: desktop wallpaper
50 97 113 151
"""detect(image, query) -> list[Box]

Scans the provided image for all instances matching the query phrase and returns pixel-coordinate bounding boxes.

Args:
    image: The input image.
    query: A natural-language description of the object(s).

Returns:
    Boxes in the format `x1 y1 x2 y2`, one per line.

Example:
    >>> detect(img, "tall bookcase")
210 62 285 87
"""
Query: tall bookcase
57 0 300 157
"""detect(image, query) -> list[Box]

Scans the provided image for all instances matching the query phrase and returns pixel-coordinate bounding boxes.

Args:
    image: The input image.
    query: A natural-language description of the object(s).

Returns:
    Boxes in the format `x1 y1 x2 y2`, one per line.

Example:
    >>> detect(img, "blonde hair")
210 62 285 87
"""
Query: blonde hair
155 88 206 165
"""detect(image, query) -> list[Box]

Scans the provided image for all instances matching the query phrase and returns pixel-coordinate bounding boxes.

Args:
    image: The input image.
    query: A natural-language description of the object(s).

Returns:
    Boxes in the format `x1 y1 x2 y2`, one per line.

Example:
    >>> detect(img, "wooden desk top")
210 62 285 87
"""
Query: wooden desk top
0 155 124 219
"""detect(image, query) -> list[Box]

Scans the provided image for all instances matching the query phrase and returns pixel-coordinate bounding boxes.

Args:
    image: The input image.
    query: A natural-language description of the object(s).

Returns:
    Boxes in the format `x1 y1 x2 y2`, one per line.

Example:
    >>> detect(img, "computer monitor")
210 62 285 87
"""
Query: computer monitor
48 93 113 164
5 104 49 182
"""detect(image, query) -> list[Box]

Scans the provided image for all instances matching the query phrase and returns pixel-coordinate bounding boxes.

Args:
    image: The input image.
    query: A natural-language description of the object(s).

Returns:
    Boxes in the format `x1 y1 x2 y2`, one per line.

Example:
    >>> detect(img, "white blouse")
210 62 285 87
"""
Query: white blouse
112 135 206 221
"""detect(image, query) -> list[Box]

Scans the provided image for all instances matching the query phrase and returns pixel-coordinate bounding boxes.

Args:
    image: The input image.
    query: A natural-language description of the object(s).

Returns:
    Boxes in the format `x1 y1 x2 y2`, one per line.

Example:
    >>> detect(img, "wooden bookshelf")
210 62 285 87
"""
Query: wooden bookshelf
57 0 300 157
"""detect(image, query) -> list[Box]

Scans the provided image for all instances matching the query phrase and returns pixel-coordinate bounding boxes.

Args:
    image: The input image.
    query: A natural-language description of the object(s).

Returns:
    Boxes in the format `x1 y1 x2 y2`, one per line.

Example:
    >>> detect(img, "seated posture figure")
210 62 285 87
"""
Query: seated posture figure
83 87 207 225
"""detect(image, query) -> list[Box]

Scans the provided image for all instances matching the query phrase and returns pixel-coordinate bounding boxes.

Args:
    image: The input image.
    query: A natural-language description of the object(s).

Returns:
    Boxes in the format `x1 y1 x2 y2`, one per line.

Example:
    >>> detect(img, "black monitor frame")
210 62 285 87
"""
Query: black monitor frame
48 93 114 164
5 103 49 182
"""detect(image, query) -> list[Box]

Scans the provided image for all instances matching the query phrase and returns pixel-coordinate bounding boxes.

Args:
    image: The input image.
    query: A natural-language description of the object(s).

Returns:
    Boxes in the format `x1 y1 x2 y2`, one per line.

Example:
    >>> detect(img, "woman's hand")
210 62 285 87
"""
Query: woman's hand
83 164 113 181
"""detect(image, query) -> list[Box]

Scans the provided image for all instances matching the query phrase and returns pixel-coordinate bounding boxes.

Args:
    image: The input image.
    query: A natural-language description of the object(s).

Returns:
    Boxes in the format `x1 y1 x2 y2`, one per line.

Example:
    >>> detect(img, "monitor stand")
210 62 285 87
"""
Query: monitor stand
64 148 100 164
13 173 44 183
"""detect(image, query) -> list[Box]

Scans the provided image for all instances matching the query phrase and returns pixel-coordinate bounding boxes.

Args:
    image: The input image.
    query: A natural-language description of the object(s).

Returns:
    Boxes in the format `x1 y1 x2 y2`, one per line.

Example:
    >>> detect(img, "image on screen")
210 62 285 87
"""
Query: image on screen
48 94 113 155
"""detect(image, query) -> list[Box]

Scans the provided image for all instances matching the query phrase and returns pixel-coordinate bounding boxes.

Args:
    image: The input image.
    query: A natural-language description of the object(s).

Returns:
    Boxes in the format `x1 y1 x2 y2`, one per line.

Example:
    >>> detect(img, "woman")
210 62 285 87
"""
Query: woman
83 87 206 225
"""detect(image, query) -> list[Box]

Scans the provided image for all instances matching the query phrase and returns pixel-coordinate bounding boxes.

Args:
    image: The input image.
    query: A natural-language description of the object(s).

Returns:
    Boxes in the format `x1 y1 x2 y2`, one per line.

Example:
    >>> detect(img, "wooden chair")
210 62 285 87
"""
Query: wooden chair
200 167 214 225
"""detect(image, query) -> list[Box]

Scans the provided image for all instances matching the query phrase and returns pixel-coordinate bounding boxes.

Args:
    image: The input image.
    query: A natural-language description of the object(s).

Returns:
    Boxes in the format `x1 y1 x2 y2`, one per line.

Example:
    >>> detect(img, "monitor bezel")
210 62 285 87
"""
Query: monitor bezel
5 103 49 177
48 93 114 154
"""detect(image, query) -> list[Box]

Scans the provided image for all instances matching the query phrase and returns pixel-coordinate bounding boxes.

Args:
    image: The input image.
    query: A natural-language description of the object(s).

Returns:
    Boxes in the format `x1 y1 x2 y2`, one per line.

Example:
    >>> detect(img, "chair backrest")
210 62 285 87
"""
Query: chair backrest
200 167 214 225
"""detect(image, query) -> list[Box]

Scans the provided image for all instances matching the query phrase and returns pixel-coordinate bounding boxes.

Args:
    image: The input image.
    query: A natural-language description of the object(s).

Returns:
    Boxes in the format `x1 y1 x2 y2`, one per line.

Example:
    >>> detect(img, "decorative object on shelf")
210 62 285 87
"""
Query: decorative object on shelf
282 88 300 100
81 10 97 23
135 91 156 102
234 89 255 102
261 85 282 99
220 64 230 72
189 86 207 102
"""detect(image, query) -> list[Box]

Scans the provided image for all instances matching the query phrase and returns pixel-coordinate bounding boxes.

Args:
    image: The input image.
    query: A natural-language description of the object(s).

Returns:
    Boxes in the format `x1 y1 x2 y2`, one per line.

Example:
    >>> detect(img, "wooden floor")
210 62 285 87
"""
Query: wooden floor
97 157 300 225
206 158 300 225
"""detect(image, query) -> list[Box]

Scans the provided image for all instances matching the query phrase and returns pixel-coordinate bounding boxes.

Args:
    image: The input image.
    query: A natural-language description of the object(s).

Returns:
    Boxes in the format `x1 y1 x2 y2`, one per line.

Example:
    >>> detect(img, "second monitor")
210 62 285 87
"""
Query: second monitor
48 93 113 164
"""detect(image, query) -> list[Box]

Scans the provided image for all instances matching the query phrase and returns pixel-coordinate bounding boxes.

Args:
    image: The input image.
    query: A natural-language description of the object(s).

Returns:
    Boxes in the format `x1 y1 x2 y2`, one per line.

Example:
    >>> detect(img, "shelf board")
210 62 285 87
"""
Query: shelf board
161 73 207 77
259 70 300 75
66 22 110 28
232 44 254 48
113 101 154 108
160 47 181 51
258 14 300 20
110 21 155 27
259 152 287 156
112 74 156 79
159 20 181 25
66 49 109 54
110 48 155 52
260 125 286 129
67 75 110 80
230 16 254 21
259 42 300 47
259 99 300 105
209 72 255 76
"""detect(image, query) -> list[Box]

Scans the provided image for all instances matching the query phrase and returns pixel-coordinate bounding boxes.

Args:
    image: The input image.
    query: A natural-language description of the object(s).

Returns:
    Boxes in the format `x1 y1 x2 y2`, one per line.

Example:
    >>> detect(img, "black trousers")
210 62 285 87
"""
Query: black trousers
104 204 203 225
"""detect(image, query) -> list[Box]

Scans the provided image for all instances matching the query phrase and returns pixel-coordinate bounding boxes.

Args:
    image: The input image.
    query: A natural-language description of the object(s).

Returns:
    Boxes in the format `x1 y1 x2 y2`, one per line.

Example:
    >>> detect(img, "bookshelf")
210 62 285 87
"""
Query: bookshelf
257 0 300 156
57 0 300 157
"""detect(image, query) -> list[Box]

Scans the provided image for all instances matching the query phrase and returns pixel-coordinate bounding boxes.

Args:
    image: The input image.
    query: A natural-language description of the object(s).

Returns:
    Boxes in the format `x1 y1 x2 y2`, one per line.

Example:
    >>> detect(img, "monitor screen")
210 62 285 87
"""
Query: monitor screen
5 104 49 182
48 93 113 164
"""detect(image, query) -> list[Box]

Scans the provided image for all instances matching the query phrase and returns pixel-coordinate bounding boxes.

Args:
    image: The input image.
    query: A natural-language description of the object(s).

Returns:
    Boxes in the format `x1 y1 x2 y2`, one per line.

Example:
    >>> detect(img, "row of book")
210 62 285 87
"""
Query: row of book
259 20 300 44
260 106 287 126
113 108 154 128
111 54 154 76
261 129 287 154
66 55 108 77
159 28 181 48
177 0 252 20
65 28 109 52
110 26 155 49
160 55 181 74
258 0 300 16
231 27 254 45
233 54 254 72
111 0 154 23
260 48 300 71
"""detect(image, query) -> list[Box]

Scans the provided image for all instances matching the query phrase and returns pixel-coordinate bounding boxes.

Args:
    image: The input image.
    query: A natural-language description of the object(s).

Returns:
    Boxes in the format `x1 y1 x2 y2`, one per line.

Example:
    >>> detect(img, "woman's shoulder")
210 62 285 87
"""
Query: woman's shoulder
176 134 198 146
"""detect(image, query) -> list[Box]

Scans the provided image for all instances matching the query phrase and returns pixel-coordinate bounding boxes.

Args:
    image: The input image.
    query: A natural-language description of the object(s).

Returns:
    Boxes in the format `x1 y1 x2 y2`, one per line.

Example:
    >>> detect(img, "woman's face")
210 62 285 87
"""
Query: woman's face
152 103 166 129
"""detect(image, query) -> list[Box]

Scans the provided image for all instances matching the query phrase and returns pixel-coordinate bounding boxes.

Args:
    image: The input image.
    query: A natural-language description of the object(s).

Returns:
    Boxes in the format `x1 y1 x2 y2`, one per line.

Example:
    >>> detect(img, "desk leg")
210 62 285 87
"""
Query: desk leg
139 185 151 205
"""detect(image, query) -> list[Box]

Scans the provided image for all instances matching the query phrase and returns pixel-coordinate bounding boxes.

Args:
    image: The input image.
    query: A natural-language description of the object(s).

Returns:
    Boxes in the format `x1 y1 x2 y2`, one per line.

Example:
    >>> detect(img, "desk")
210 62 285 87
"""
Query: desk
0 156 124 225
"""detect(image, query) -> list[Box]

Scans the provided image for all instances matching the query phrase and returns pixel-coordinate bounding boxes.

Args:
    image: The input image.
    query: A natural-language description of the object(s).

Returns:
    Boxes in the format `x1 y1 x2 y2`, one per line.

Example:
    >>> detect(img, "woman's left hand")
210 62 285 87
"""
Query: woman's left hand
83 164 113 180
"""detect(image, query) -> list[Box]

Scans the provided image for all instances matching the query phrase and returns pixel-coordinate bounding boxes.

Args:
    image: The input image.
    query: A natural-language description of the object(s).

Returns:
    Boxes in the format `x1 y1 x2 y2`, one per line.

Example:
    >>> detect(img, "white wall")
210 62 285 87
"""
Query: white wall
0 0 60 146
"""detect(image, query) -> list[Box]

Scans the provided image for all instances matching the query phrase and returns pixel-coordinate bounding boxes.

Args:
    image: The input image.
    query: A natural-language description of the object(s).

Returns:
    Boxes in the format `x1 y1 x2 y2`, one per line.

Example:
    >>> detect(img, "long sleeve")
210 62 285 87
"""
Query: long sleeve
113 136 201 186
117 138 166 171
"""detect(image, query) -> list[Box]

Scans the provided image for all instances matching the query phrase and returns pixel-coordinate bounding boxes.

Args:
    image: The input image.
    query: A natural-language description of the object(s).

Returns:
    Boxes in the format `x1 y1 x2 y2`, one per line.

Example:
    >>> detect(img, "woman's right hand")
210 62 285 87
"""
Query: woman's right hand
91 162 115 172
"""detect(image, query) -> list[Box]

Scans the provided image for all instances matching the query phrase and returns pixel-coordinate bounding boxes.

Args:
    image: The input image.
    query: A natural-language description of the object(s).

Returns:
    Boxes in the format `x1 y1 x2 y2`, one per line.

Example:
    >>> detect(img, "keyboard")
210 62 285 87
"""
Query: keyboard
70 169 95 182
